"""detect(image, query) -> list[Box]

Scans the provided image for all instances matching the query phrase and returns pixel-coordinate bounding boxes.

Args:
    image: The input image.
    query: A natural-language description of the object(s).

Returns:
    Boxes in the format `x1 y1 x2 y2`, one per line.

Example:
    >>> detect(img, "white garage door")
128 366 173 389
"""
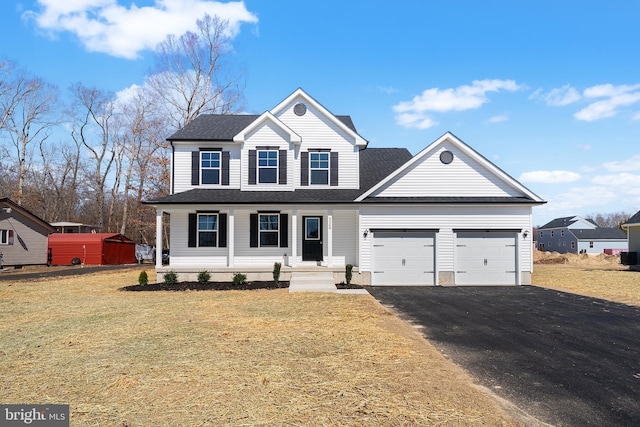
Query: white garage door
372 231 435 285
455 231 517 285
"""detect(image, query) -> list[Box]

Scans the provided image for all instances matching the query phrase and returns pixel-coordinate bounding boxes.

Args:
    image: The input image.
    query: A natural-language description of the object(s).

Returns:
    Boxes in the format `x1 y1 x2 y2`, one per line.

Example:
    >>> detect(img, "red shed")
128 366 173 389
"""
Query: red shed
48 233 136 265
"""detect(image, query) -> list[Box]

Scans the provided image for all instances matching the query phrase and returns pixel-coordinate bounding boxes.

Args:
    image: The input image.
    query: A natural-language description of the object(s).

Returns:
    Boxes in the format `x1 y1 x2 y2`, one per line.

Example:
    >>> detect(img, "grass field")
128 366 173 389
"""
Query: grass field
532 264 640 306
0 268 520 426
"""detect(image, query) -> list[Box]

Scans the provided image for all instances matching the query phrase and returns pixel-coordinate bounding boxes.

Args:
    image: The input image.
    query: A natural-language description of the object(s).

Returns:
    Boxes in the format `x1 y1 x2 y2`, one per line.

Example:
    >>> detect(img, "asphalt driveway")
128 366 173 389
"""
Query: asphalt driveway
368 286 640 426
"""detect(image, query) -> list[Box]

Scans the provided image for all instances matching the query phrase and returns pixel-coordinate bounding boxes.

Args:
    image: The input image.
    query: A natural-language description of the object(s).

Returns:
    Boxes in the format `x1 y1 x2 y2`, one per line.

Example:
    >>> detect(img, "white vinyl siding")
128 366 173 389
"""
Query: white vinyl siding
172 143 241 193
241 123 293 191
276 99 360 189
371 146 523 198
360 205 532 284
332 209 358 265
169 210 227 268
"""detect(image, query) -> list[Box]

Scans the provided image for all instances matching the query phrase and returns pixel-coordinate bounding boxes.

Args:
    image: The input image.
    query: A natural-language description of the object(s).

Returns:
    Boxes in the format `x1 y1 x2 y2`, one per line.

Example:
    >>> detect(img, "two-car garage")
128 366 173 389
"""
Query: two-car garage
371 230 519 286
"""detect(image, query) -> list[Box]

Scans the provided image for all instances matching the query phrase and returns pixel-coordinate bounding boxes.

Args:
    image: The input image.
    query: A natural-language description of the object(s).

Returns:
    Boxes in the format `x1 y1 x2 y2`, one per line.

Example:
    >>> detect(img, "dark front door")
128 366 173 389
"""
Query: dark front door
302 216 323 261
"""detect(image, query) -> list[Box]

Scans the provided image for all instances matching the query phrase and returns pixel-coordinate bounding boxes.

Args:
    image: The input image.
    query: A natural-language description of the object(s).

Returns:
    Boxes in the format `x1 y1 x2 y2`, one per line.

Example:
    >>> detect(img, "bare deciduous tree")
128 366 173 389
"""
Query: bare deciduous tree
586 211 633 231
69 83 118 230
2 73 58 204
147 14 244 131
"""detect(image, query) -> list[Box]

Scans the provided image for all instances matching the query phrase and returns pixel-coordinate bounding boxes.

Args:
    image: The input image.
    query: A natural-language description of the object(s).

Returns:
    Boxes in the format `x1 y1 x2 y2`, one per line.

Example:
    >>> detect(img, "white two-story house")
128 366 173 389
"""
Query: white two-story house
146 89 545 286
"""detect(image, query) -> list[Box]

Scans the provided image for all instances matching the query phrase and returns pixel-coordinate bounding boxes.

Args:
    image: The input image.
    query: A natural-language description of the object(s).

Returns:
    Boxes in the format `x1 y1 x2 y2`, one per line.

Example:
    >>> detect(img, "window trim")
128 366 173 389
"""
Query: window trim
257 149 279 184
258 213 279 247
309 151 330 185
589 241 594 248
200 151 221 185
197 213 218 247
0 229 9 245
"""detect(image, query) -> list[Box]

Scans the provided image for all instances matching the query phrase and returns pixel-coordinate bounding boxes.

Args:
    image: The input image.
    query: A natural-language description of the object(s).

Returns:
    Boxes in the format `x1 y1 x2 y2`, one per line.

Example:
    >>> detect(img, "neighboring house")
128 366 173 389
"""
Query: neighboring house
622 210 640 268
145 89 545 286
537 215 628 254
0 198 55 267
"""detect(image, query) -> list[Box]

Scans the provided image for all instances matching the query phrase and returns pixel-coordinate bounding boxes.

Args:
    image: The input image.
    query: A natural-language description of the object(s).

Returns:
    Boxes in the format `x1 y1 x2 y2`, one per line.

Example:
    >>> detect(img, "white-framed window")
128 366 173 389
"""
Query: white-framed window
259 214 279 247
0 229 10 245
201 151 221 185
571 241 576 249
561 230 565 237
563 241 566 247
539 231 543 238
589 241 594 248
258 150 278 184
309 152 329 185
551 230 555 237
198 214 218 247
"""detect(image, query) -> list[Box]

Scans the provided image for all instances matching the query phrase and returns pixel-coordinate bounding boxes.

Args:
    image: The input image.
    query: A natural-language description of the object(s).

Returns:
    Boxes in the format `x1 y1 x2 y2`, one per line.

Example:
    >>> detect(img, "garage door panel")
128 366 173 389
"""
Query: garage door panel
373 232 435 286
455 232 517 285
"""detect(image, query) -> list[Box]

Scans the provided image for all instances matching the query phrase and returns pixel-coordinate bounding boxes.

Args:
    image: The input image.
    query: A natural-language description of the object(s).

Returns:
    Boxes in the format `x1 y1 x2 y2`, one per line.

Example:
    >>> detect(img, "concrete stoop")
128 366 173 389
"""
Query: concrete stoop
289 271 337 293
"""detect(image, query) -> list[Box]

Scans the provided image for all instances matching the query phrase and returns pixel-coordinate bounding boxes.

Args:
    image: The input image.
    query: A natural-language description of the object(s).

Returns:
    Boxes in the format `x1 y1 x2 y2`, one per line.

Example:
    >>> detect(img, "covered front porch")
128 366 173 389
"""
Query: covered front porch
153 205 365 284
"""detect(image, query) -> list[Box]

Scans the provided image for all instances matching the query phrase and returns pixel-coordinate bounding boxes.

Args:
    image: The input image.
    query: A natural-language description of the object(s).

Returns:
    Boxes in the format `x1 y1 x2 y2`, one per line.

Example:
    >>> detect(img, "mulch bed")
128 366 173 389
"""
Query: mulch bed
121 281 290 292
120 281 365 292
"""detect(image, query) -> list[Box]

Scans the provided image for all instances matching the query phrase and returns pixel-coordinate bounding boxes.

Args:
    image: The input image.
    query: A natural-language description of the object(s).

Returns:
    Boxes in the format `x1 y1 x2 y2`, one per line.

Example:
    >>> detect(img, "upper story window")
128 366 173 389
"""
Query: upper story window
310 152 329 185
258 150 278 183
589 241 594 248
198 214 218 247
192 149 229 187
259 214 279 247
201 151 220 185
551 230 555 237
561 230 565 237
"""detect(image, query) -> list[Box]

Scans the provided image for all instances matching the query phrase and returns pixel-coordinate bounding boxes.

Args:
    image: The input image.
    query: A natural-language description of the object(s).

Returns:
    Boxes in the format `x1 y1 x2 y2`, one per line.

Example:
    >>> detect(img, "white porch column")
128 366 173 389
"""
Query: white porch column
228 209 235 267
327 209 333 267
155 209 163 269
291 209 297 267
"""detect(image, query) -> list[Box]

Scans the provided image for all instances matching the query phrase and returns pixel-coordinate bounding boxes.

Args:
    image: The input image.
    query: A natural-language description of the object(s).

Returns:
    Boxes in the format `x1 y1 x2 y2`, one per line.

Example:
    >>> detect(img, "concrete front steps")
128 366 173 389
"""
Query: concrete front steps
289 270 337 293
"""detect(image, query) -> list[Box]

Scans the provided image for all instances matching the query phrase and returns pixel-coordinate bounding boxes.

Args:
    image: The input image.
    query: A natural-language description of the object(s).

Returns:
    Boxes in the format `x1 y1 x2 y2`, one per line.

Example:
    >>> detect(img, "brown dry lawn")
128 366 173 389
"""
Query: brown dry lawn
0 268 521 426
532 252 640 307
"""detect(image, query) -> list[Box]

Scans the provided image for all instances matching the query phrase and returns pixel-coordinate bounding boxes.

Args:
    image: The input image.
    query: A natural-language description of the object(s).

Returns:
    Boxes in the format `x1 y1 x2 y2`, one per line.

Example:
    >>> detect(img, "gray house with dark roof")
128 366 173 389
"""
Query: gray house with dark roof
146 89 545 287
537 215 627 254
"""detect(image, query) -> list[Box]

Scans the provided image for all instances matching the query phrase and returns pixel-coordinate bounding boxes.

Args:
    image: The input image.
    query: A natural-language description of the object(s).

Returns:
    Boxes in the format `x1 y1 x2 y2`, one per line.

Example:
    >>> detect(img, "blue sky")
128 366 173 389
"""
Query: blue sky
2 0 640 226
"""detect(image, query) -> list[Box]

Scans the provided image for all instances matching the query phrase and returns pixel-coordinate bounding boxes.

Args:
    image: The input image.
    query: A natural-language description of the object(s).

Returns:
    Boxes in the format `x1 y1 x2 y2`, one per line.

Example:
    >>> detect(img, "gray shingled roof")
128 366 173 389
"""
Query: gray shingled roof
540 216 599 229
168 114 358 141
624 210 640 226
568 228 627 240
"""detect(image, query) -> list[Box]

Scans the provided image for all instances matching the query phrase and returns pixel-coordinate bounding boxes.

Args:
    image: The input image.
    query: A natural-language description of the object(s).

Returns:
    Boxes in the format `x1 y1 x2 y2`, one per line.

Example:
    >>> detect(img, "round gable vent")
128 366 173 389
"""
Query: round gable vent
439 150 454 164
293 103 307 116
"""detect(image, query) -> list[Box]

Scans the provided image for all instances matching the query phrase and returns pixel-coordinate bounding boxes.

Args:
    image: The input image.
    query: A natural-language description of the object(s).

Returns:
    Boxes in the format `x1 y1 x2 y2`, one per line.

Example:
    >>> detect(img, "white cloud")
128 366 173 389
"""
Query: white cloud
632 111 640 120
530 84 581 106
602 154 640 172
519 170 582 184
592 173 640 186
394 112 438 129
23 0 258 59
574 83 640 121
392 79 523 129
487 114 508 123
547 186 619 211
